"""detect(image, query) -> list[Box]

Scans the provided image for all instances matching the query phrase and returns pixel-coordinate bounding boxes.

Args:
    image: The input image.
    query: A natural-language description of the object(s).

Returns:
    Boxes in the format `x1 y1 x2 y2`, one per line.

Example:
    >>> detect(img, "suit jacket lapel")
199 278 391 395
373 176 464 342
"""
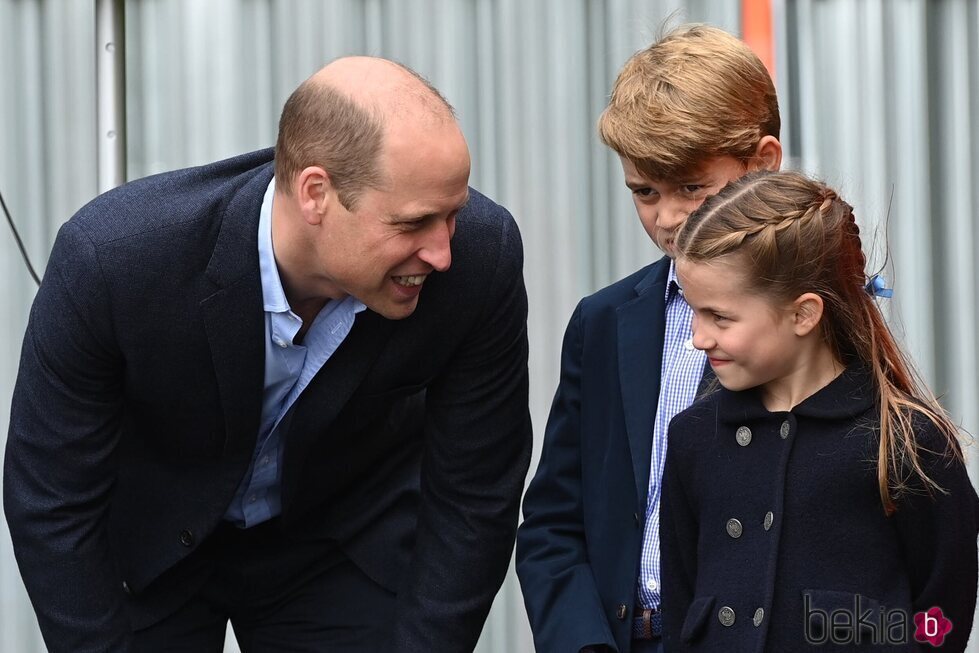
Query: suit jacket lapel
617 259 670 509
200 165 273 460
280 309 394 505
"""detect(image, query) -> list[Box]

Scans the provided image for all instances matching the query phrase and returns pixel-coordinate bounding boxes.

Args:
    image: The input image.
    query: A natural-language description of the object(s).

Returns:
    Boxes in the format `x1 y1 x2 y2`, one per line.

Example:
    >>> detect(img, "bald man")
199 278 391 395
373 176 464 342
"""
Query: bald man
4 57 531 652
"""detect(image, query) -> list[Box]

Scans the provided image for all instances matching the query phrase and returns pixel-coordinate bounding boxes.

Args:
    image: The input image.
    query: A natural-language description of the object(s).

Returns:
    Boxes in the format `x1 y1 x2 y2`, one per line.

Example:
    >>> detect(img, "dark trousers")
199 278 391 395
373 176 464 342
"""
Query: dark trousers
131 519 395 652
631 639 664 653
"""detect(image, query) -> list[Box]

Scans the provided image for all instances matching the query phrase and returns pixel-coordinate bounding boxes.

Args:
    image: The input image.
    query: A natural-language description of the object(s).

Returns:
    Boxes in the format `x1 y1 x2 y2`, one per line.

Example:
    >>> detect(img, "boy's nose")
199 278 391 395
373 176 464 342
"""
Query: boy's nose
656 199 689 231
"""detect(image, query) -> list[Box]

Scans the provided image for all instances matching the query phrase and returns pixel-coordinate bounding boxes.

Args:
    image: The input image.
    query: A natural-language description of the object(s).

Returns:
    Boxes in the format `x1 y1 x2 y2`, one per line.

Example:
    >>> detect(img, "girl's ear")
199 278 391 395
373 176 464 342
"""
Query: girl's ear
792 292 824 336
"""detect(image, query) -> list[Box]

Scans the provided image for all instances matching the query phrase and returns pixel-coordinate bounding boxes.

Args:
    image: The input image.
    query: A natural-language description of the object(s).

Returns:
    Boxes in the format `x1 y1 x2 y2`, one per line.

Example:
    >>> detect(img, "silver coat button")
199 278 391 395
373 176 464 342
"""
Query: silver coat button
726 518 743 538
779 420 790 439
753 608 764 626
718 606 736 627
764 511 774 531
736 426 752 446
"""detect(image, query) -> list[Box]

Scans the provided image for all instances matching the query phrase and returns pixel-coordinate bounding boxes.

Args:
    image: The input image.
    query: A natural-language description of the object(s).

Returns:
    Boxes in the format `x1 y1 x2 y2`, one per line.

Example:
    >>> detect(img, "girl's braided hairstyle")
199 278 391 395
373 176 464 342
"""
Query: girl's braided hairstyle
676 170 963 515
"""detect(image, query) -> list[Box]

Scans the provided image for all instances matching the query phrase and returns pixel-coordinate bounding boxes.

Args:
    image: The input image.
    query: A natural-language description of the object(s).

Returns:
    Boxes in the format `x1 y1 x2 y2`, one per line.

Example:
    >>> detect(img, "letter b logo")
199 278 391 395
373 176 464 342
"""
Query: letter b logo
914 607 952 647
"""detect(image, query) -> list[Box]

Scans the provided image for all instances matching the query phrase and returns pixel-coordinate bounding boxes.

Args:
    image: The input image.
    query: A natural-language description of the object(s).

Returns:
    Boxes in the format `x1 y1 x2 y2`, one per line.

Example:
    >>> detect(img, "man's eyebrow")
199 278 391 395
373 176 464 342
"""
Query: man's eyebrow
393 196 470 222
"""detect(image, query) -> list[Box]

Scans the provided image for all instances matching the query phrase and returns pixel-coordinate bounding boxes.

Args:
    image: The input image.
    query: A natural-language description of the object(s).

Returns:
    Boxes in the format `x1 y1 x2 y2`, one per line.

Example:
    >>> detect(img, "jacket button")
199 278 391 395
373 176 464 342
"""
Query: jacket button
121 580 131 595
634 512 641 527
779 420 791 439
616 604 628 620
726 518 743 538
179 529 195 547
735 426 752 446
753 607 765 627
764 511 774 531
718 606 736 627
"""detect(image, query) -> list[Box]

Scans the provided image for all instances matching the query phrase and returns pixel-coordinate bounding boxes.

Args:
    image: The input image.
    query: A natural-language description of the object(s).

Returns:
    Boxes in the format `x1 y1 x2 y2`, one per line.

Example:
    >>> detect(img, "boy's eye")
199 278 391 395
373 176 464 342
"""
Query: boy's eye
633 187 657 198
712 312 729 322
681 184 706 195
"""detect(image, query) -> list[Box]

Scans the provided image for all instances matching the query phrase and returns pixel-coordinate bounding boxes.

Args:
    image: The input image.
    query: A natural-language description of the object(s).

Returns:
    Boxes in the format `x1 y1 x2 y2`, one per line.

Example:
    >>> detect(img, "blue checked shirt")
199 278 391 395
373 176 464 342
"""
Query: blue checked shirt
637 261 706 609
224 178 365 527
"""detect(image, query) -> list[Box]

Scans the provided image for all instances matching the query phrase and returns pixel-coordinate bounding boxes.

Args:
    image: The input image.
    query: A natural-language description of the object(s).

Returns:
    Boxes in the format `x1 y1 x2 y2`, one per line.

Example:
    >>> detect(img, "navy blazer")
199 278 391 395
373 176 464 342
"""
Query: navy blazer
661 366 979 652
4 149 532 653
517 258 674 653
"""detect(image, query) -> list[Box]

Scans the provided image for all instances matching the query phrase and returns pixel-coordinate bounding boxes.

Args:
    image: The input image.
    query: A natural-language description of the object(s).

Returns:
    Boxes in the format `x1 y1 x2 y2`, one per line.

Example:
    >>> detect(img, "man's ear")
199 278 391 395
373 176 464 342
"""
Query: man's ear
295 166 334 225
791 292 824 336
748 135 782 172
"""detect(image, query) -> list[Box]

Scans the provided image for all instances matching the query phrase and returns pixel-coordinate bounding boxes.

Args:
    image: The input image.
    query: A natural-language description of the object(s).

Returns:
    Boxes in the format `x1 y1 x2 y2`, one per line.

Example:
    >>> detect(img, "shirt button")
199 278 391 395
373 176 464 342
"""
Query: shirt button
646 579 659 591
718 606 736 627
736 426 752 446
726 518 743 538
683 338 694 351
249 495 257 504
616 604 629 620
274 338 288 348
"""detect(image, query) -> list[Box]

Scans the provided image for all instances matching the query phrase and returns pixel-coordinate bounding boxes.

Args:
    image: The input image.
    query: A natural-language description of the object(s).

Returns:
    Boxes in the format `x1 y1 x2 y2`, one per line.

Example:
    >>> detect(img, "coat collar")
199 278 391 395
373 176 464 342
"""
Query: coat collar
716 364 876 424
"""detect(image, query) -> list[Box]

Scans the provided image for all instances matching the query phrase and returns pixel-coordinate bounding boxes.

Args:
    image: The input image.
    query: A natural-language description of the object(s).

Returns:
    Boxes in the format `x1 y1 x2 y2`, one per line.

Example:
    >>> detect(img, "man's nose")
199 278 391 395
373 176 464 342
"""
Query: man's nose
418 216 455 272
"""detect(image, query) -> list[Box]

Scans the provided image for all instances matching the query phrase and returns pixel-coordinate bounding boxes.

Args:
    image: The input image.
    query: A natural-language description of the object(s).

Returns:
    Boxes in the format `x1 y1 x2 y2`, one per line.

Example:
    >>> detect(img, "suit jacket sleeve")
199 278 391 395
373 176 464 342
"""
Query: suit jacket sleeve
516 302 618 652
659 418 699 651
3 221 132 652
390 210 532 652
891 420 979 653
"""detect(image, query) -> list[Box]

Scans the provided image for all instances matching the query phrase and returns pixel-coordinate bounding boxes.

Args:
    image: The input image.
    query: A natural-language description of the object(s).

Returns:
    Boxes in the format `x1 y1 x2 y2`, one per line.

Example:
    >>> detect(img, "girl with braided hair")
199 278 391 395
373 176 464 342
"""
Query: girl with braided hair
659 170 978 652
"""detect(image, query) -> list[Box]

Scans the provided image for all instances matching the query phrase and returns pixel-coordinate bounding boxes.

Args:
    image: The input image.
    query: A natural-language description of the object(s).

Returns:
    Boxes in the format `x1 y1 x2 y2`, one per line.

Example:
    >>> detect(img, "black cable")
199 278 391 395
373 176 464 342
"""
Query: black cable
0 186 41 286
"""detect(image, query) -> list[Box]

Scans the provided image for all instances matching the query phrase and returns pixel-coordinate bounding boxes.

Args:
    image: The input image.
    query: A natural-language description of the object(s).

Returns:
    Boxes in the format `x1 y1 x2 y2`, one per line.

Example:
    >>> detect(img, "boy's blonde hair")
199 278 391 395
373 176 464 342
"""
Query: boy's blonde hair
598 24 780 180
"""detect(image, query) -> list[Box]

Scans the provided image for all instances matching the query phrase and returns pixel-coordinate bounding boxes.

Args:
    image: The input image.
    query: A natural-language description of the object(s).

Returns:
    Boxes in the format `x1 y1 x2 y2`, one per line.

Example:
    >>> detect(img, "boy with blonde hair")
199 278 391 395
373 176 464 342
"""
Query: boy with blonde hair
517 25 782 653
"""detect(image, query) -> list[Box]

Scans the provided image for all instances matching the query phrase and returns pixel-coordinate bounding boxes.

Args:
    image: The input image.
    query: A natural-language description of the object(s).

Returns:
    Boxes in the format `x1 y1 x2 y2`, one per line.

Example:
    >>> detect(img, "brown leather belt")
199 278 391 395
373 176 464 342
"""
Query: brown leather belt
632 606 663 640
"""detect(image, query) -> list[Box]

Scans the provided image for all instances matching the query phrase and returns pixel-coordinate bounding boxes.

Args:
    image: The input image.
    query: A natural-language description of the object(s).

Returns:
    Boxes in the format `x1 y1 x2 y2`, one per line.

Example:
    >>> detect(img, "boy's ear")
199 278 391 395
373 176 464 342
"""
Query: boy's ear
791 292 824 336
748 135 782 172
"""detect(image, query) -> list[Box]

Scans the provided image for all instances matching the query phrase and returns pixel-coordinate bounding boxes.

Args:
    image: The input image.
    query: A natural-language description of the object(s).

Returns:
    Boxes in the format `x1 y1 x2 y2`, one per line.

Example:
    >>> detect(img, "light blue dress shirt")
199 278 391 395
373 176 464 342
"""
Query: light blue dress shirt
637 261 706 609
224 178 365 528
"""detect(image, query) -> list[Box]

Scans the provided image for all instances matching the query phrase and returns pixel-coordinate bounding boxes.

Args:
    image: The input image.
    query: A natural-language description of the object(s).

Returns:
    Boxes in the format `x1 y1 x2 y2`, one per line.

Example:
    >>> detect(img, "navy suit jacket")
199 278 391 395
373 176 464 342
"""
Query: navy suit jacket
517 258 674 653
4 149 532 653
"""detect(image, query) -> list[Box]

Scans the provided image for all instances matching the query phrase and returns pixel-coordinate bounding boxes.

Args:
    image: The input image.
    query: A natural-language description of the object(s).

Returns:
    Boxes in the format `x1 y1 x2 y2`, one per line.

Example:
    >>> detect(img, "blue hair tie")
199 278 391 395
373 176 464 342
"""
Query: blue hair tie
865 274 893 298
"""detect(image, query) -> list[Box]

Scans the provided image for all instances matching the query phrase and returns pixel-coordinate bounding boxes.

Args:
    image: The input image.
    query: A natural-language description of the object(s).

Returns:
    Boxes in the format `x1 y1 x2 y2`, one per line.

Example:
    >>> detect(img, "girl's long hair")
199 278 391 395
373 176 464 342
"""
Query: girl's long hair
676 170 962 515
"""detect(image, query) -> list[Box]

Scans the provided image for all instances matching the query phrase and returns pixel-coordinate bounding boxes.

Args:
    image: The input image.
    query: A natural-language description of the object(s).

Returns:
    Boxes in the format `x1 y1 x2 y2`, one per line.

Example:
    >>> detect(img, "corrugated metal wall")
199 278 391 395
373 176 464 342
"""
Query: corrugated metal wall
0 1 975 651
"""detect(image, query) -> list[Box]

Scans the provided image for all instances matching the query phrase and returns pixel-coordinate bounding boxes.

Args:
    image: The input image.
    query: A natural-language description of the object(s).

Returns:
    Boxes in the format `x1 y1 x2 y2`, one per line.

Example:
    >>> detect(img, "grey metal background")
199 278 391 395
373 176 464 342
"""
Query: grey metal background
0 1 976 651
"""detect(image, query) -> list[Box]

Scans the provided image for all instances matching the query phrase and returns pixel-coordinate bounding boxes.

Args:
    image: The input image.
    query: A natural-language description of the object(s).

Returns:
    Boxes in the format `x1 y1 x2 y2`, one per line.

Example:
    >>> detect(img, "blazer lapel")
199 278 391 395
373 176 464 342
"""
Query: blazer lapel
200 165 273 460
280 309 395 505
617 259 670 508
